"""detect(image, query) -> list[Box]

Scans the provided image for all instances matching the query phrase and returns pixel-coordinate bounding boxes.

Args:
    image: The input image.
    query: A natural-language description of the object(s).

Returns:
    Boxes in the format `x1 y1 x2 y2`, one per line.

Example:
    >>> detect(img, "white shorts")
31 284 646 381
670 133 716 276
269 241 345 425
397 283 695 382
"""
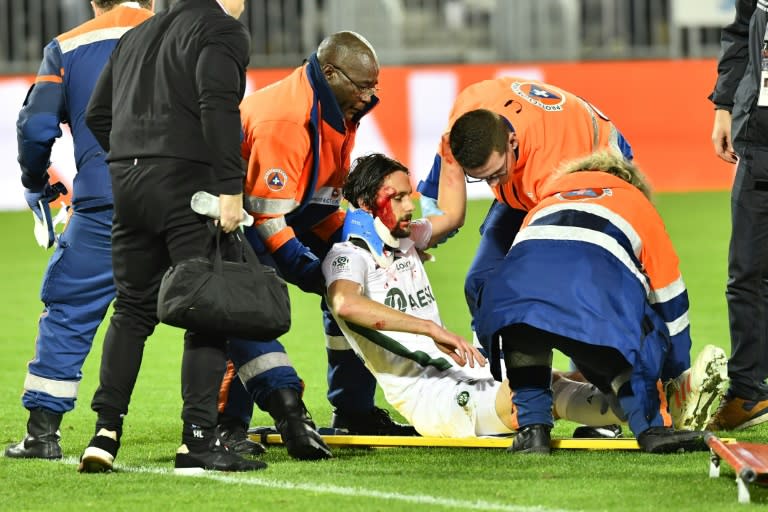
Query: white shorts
402 369 512 437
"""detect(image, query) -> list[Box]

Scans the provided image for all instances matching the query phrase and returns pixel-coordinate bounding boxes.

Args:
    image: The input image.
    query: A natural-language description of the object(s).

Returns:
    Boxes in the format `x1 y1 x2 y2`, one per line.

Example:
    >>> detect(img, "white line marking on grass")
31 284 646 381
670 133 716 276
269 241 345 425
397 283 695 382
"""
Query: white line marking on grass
184 472 572 512
65 458 575 512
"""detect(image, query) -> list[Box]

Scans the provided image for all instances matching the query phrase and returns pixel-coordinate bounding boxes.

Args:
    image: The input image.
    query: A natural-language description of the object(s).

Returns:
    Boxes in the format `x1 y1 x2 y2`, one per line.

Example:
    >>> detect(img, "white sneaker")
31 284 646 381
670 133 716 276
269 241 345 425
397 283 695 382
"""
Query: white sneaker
78 429 119 473
665 345 729 430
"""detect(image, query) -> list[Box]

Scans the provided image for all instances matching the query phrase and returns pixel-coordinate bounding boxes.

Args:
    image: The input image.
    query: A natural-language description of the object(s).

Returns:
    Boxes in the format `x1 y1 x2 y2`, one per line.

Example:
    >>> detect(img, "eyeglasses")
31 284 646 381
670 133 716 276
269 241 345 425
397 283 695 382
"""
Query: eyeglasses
464 150 508 185
329 64 379 98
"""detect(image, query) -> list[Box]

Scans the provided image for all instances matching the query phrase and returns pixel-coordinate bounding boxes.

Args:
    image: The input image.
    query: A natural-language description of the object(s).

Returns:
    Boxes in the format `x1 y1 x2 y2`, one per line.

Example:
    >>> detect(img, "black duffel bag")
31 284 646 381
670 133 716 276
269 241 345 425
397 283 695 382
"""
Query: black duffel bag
157 228 290 340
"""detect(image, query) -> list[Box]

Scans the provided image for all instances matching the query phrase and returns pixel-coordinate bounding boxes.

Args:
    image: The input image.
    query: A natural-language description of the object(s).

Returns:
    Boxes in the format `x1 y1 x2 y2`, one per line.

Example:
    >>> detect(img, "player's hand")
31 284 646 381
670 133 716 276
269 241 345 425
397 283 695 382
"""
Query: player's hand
430 324 487 368
218 193 244 233
712 109 737 164
416 248 435 263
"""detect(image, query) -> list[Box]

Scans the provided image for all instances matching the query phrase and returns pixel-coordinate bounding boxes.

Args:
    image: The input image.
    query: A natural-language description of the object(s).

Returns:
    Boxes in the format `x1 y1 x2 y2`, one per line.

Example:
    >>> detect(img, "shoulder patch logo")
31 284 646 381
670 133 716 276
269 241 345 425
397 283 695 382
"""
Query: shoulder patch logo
556 188 613 201
265 169 288 191
384 288 408 313
331 255 349 273
511 82 566 111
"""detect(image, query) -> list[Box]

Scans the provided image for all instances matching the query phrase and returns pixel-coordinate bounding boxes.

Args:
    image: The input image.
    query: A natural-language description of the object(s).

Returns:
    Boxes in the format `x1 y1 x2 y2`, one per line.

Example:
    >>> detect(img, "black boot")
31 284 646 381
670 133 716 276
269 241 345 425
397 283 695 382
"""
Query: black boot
331 407 418 436
5 409 63 459
508 424 552 454
217 415 266 457
267 388 332 460
175 426 266 473
636 427 708 454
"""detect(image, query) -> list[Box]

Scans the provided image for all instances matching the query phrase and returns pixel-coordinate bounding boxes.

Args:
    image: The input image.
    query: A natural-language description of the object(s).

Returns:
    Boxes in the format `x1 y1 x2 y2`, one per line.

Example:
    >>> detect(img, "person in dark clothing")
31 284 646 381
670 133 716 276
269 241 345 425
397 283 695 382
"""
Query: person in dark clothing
78 0 265 473
708 0 768 431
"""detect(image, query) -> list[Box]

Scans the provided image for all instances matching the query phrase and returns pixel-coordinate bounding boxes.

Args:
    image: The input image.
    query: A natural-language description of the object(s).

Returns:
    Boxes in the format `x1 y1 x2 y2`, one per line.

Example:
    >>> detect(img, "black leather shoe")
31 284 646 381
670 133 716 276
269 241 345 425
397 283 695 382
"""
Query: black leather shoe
267 388 332 460
636 426 708 454
217 419 266 457
175 434 266 474
508 424 552 454
5 409 63 460
331 407 418 436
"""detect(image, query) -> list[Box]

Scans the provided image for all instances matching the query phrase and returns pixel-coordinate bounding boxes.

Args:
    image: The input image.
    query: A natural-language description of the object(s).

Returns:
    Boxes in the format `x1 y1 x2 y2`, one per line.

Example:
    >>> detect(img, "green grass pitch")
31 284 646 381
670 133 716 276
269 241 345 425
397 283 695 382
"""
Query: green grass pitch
1 193 767 511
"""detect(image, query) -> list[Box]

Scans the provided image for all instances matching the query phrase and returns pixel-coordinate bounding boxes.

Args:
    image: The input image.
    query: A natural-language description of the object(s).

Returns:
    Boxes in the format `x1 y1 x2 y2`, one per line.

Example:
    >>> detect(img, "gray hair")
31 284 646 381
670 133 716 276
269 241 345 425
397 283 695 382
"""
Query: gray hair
560 151 652 200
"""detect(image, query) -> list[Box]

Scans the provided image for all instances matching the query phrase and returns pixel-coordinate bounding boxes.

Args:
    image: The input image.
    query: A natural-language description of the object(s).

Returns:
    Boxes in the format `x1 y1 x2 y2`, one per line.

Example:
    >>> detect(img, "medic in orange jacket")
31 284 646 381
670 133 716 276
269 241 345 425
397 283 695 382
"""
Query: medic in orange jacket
417 77 634 330
240 53 378 293
419 77 634 210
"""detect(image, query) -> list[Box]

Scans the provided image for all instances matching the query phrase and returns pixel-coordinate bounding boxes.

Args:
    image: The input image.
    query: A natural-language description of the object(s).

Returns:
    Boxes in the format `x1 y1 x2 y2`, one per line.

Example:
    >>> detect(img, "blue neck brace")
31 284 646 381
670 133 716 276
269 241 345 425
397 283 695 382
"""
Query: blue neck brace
342 208 399 267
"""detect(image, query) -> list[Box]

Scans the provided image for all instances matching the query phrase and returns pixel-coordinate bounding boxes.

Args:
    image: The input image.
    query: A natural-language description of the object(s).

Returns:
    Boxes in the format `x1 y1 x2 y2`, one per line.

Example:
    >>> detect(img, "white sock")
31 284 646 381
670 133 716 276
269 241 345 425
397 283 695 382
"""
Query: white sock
552 378 625 426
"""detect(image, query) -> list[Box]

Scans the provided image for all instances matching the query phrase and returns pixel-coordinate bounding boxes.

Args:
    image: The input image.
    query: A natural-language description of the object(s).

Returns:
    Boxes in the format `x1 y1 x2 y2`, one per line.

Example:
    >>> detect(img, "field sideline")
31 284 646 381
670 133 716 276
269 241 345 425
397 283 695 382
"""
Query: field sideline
2 194 768 511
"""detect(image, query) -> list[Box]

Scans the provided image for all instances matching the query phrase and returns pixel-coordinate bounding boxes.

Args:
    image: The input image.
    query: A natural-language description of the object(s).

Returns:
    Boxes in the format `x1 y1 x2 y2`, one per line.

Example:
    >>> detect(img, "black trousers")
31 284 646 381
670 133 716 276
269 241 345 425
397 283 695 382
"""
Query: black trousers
91 158 228 431
727 144 768 400
500 323 631 394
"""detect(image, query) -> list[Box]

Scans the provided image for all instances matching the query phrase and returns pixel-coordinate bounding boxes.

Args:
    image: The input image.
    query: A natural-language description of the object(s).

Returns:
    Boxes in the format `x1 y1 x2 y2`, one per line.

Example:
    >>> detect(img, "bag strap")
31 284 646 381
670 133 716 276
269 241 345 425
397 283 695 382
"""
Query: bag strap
212 226 262 272
213 227 225 274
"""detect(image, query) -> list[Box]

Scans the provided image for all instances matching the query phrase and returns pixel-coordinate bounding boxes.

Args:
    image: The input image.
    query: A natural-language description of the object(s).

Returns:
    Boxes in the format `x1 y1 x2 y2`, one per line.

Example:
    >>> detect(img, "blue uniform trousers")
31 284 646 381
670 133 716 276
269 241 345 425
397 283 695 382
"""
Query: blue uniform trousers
464 200 525 329
23 206 114 414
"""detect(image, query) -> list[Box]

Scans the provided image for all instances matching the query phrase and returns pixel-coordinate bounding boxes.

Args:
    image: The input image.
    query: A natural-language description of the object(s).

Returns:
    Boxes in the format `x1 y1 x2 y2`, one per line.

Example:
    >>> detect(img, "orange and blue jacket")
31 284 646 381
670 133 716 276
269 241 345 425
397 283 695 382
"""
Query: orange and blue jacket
417 77 633 210
240 53 378 276
17 5 152 210
475 170 691 383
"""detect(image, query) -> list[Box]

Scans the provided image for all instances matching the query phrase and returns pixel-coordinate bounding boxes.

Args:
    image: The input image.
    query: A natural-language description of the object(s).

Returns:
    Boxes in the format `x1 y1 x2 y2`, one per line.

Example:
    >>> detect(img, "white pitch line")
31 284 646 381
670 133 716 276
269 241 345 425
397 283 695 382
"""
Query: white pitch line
63 458 575 512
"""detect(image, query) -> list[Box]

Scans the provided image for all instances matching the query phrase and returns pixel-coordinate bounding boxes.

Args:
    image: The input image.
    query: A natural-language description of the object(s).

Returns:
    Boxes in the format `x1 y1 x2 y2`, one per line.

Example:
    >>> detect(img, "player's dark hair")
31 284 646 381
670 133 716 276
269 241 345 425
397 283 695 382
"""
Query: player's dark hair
449 109 509 170
343 153 409 209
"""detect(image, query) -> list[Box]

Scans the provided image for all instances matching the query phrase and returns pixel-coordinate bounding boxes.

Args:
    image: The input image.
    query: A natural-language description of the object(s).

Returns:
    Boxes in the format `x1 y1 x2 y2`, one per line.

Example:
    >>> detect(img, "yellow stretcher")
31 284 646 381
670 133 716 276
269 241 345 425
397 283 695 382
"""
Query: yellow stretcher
248 427 736 451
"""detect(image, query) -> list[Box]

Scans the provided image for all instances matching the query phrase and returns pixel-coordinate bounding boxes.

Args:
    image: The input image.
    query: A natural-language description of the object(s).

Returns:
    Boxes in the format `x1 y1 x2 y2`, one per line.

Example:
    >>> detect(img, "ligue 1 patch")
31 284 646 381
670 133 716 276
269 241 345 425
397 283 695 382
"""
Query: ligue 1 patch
511 81 565 111
331 255 349 274
265 169 288 191
556 187 612 201
456 391 470 407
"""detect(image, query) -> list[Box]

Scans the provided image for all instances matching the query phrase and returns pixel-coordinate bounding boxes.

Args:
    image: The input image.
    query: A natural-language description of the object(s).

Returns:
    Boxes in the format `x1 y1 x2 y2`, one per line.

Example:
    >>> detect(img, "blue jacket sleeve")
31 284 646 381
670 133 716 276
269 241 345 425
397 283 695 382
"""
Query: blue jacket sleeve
650 289 692 381
416 153 442 200
616 129 634 161
17 39 65 191
271 237 325 295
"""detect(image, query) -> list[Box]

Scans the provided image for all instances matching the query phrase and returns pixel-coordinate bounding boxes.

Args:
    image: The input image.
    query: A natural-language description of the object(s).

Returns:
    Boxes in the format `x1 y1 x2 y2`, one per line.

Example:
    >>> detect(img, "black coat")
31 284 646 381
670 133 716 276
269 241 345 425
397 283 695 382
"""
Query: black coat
711 0 768 148
86 0 251 194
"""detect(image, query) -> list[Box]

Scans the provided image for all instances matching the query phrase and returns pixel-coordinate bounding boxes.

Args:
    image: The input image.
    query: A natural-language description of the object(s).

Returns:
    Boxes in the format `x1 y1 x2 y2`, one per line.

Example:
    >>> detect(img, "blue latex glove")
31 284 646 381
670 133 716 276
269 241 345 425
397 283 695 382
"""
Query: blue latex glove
24 181 67 219
419 194 444 217
272 238 325 296
24 182 68 249
419 195 458 246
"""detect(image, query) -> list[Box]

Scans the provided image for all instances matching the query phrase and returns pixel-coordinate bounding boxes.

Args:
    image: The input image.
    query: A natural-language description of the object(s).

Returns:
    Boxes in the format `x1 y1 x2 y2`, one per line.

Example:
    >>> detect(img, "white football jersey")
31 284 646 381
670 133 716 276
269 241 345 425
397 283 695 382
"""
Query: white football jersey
322 219 511 437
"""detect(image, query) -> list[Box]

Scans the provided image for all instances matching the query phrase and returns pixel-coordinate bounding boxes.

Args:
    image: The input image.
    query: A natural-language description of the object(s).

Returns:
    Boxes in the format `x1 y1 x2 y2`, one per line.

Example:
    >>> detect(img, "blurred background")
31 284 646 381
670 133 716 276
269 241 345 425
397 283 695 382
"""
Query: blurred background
0 0 731 71
0 0 738 208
